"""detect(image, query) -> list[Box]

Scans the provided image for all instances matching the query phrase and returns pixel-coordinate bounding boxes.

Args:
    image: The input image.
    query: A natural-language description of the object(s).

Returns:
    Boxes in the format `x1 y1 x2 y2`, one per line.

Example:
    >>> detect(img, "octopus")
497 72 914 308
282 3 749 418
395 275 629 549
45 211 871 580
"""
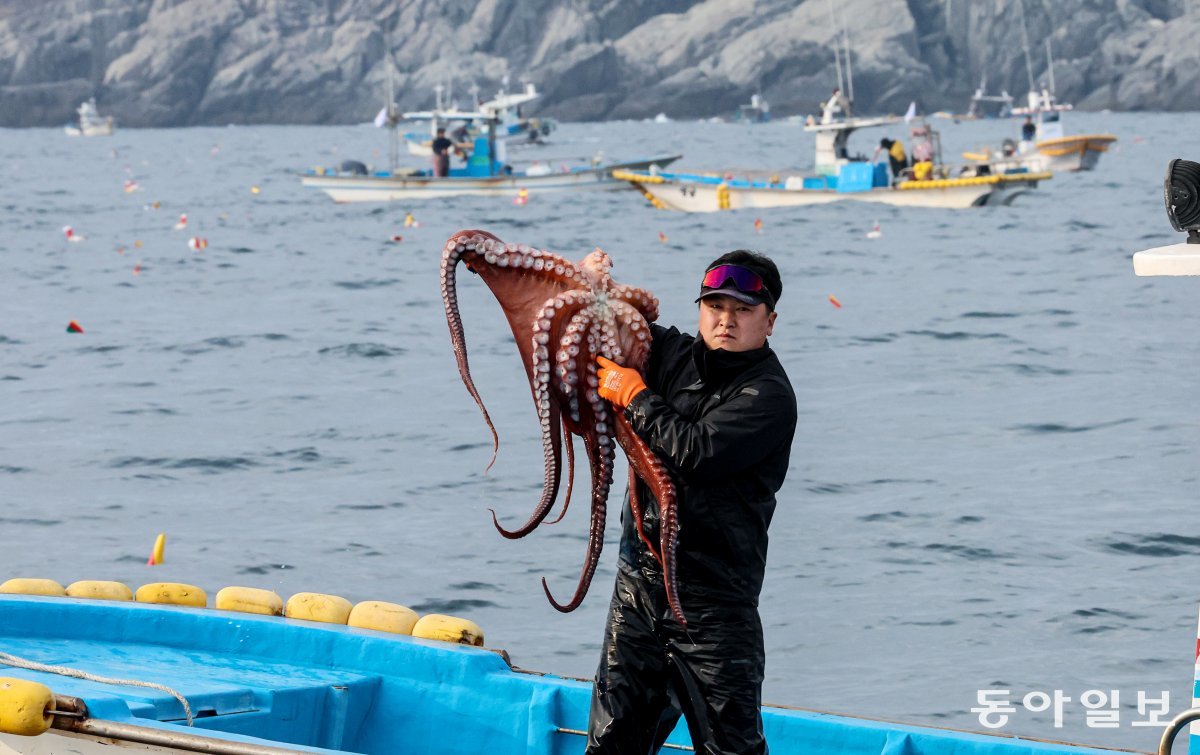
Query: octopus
440 229 687 627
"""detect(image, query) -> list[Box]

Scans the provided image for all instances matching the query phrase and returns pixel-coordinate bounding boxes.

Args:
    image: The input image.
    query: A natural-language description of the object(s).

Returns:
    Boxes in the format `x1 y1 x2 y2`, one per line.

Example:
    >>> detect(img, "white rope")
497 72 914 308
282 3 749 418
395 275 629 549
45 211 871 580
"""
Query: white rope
0 651 194 725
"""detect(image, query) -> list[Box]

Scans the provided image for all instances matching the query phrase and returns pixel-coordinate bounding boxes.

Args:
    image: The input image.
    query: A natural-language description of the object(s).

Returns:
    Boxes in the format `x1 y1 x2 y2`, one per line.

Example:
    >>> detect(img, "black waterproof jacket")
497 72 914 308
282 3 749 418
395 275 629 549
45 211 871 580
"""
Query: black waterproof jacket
620 324 797 606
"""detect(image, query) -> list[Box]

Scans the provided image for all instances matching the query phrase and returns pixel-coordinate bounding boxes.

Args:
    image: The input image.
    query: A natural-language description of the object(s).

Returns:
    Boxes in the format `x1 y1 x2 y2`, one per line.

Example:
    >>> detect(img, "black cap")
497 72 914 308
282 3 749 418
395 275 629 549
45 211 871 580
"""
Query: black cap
695 251 782 311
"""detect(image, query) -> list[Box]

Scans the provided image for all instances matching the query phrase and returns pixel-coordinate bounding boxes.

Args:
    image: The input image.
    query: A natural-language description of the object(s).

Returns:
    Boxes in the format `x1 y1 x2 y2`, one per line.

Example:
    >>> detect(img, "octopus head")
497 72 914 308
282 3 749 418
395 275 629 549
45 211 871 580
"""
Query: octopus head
579 248 613 290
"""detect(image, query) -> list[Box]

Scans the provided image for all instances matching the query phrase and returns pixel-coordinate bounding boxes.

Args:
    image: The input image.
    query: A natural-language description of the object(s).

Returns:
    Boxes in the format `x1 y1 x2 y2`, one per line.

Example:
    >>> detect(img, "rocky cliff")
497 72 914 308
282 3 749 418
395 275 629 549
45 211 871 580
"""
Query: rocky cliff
0 0 1194 127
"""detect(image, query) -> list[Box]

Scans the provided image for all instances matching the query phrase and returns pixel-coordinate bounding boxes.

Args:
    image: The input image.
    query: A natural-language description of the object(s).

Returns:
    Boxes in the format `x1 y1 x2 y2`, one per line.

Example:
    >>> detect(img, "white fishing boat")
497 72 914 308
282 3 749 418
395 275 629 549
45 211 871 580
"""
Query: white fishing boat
302 149 681 203
405 82 555 157
478 81 556 143
616 115 1049 212
63 98 114 137
962 92 1116 174
734 93 771 123
967 78 1014 120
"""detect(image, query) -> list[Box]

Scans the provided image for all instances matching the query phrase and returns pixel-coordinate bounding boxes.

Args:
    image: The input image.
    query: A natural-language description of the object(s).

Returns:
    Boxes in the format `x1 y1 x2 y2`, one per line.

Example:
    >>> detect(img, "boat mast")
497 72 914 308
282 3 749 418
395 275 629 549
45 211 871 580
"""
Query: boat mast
386 53 398 174
1045 38 1057 95
825 0 845 95
837 3 854 104
1015 0 1036 96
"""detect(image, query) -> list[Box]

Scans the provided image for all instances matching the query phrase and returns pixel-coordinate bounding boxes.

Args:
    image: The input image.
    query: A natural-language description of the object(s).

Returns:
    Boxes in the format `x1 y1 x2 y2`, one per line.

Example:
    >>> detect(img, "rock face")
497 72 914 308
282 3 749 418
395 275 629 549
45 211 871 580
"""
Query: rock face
0 0 1195 127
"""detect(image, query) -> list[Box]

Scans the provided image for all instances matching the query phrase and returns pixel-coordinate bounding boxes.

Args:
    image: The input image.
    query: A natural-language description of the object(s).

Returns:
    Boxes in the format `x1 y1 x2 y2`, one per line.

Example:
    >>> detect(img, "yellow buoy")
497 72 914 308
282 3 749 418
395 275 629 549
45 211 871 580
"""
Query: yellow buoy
214 586 283 616
0 677 53 736
147 533 166 566
284 592 352 624
135 583 207 608
0 579 65 597
411 614 485 646
348 601 419 635
65 581 132 602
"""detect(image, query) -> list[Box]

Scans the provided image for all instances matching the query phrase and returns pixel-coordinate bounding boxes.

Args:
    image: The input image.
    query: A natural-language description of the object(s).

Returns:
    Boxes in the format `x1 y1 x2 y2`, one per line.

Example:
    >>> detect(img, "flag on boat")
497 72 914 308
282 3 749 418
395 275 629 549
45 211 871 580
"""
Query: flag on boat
374 107 389 128
904 101 918 123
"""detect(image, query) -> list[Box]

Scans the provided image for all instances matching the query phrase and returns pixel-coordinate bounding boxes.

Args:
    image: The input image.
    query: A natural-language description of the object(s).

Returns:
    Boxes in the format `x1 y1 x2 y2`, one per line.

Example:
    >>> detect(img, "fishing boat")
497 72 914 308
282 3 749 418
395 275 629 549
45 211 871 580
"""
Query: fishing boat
935 77 1014 122
961 96 1116 174
617 8 1043 214
615 116 1049 212
63 99 114 137
734 93 771 123
2 586 1196 755
476 81 556 144
403 82 556 158
301 145 681 203
965 77 1015 120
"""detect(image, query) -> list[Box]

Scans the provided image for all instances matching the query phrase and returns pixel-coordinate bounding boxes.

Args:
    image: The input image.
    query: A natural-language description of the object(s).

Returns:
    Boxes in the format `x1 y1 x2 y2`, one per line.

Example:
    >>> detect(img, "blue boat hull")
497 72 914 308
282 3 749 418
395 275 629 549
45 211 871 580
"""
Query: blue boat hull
0 596 1130 754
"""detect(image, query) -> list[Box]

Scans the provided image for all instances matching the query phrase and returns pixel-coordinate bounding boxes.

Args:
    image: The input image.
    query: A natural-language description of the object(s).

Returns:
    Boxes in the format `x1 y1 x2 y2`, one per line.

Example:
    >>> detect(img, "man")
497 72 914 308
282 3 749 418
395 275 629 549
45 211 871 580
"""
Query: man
820 86 850 124
1021 116 1037 144
431 127 454 177
587 251 797 755
878 137 908 183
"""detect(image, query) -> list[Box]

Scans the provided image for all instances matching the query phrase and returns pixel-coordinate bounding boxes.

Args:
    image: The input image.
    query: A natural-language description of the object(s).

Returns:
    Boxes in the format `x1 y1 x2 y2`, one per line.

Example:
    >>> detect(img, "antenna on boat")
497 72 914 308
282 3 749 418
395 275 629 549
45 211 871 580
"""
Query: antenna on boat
383 29 399 174
825 0 846 95
1015 0 1037 97
1045 38 1057 95
836 3 855 104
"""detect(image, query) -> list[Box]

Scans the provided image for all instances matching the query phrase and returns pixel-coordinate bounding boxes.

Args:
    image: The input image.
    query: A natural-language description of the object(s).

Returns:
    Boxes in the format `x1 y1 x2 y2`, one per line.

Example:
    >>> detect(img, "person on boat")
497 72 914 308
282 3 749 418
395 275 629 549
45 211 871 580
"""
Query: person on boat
820 86 850 124
1021 116 1037 144
587 252 797 755
431 127 454 177
878 137 908 183
912 157 934 181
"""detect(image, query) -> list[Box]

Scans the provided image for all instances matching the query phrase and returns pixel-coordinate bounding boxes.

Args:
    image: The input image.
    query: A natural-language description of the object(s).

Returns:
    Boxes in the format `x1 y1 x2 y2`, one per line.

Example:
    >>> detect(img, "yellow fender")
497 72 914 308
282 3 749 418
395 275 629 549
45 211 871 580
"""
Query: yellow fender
348 601 419 635
285 592 352 624
65 581 132 602
0 579 65 597
0 677 53 736
214 586 283 616
412 614 485 646
135 583 207 608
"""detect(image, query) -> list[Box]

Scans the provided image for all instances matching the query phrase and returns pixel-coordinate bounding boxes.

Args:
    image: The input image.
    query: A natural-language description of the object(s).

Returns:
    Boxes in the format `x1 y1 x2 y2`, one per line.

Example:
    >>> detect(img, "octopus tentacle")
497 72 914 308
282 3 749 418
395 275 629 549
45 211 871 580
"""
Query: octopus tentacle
609 283 660 323
543 360 615 613
545 420 576 525
441 232 503 468
555 306 595 426
608 300 653 370
626 465 663 567
614 412 685 628
491 291 590 538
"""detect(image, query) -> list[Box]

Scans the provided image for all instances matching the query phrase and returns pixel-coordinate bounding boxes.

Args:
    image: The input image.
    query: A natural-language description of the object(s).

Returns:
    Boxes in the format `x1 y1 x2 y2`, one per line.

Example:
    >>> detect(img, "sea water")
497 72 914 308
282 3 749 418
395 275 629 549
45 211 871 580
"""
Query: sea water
1 112 1197 750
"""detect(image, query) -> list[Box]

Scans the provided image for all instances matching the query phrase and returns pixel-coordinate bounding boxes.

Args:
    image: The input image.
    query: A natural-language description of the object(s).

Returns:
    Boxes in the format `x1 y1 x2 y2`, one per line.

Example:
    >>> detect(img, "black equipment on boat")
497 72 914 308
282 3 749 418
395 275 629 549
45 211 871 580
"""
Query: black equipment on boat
1164 158 1200 243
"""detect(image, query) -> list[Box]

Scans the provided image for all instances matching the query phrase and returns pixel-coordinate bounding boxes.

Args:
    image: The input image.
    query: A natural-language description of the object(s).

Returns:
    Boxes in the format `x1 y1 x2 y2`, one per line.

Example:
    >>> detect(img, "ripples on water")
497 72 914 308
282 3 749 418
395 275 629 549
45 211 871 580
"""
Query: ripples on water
1 113 1197 749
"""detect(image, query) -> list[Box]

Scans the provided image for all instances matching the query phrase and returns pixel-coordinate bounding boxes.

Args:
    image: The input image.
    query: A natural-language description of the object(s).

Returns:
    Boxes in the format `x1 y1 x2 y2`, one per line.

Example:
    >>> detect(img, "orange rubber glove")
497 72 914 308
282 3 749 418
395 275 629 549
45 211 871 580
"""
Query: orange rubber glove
596 356 648 409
